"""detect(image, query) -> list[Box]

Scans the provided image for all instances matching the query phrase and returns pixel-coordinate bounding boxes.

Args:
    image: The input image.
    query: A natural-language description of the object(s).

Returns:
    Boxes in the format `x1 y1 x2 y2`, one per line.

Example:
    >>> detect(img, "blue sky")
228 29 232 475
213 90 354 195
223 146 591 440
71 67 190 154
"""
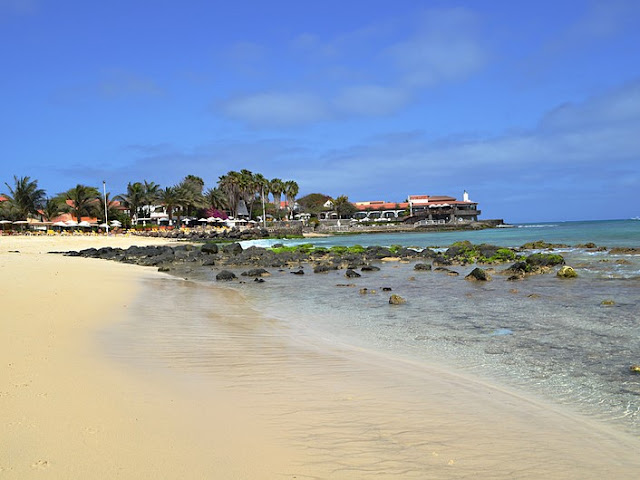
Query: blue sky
1 0 639 222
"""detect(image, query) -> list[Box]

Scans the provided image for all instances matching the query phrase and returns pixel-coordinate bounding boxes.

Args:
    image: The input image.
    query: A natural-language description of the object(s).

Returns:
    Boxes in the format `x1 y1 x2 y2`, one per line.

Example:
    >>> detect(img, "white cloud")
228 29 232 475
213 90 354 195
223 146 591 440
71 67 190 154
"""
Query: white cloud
222 92 329 128
384 7 488 87
333 85 409 116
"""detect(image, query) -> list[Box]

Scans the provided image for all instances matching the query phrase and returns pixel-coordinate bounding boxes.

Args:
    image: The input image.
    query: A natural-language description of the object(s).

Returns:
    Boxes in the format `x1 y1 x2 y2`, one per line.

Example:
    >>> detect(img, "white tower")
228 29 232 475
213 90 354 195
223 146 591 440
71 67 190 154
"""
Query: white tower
463 190 469 202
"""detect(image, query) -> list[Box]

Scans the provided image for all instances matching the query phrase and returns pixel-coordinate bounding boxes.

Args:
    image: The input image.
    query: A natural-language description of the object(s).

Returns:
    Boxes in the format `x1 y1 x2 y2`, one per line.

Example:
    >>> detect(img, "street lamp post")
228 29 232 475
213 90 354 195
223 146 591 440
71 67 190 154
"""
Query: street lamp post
103 181 109 235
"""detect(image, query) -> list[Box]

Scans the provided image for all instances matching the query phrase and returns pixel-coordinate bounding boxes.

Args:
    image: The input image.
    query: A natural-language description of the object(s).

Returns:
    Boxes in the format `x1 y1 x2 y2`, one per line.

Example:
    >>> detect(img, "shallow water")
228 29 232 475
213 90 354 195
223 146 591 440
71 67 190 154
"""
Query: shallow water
102 272 640 478
102 218 640 465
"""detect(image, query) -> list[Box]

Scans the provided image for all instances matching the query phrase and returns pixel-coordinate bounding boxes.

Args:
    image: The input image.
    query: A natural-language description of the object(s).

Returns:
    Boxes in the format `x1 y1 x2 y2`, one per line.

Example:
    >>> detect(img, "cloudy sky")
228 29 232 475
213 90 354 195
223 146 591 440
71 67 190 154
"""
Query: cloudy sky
1 0 639 222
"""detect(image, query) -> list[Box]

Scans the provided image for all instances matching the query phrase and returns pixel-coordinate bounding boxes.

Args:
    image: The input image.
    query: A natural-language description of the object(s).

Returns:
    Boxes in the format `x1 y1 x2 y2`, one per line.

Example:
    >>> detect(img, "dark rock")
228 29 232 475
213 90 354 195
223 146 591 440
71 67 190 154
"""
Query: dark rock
158 267 171 272
201 242 219 254
254 278 265 283
432 255 452 266
361 265 380 272
216 270 237 281
241 268 271 277
382 287 392 291
291 269 305 275
414 263 432 271
345 269 361 278
434 267 457 276
465 267 491 281
526 253 565 267
313 265 332 274
365 246 394 259
222 242 243 255
201 258 216 266
609 247 640 255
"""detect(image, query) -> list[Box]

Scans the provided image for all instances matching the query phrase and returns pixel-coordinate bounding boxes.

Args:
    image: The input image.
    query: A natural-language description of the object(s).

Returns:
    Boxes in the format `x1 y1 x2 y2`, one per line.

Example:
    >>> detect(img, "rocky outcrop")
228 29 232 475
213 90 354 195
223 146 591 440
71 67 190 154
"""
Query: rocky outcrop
414 263 432 271
241 268 270 277
609 247 640 255
465 267 491 281
361 265 381 272
345 269 361 278
216 270 237 281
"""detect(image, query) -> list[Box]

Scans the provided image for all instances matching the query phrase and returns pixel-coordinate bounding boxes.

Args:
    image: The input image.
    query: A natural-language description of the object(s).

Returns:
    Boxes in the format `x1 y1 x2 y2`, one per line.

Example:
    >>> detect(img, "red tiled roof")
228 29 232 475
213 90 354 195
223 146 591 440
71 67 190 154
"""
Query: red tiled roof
355 202 408 211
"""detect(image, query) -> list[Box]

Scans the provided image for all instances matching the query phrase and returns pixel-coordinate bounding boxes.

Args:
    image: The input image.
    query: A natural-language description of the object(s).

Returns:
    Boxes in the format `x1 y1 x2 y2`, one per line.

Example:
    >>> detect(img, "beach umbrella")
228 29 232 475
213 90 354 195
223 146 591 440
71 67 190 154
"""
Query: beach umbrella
110 220 122 227
12 220 29 224
98 223 109 228
53 221 68 227
77 220 92 227
65 220 78 227
0 220 12 224
198 218 208 223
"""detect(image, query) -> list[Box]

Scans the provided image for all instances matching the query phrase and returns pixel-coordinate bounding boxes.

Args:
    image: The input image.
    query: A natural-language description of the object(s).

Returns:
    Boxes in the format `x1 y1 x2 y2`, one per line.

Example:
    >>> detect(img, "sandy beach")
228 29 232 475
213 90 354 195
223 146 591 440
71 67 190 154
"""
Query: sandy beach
2 235 640 479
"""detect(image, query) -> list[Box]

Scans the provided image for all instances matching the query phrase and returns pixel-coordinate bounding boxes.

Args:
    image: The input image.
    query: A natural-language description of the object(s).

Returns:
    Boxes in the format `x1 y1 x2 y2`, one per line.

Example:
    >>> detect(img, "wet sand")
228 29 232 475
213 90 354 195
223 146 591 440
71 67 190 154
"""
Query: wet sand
2 236 640 478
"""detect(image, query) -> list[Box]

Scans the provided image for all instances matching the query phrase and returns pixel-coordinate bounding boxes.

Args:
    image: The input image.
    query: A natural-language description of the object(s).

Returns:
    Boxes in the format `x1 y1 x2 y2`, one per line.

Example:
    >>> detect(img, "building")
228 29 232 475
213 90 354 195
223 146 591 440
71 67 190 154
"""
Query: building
407 191 480 223
351 201 409 221
337 191 480 224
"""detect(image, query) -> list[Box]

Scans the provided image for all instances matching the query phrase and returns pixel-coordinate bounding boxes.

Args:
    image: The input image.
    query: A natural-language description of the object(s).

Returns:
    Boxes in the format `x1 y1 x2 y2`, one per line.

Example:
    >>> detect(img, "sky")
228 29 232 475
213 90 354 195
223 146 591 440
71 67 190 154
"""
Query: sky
1 0 639 223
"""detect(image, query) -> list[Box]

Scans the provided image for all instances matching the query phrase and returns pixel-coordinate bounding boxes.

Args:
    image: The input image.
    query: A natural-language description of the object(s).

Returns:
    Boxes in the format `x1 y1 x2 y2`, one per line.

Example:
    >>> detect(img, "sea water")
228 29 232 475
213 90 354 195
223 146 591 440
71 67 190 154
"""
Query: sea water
226 219 640 434
108 220 640 437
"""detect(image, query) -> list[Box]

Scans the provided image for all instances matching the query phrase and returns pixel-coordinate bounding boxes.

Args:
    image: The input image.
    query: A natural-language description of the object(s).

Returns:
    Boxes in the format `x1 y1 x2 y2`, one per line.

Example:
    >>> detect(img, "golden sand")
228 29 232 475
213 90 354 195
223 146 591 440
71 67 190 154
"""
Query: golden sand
2 236 640 479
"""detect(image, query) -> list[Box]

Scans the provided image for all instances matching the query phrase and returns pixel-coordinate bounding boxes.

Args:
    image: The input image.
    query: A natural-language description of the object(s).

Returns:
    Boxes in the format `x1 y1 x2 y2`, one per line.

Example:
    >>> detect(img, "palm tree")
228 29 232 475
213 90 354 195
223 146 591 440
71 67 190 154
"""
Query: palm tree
41 197 62 222
175 176 204 219
284 180 299 219
142 180 161 219
203 187 227 211
252 173 269 223
333 195 357 219
2 175 45 220
157 186 181 225
269 178 285 218
218 171 242 217
64 184 100 222
116 182 146 224
97 192 120 224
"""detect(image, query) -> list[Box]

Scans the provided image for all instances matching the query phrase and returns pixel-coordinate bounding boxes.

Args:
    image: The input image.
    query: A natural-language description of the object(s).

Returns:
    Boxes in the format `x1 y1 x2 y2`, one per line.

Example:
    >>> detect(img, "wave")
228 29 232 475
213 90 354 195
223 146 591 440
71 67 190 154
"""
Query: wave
517 224 559 228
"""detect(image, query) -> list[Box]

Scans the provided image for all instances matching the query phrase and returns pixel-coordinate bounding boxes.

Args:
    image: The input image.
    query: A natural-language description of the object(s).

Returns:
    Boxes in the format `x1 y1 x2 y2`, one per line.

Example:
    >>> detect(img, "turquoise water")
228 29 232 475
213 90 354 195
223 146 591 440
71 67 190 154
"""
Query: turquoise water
110 218 640 438
244 219 640 249
228 219 640 434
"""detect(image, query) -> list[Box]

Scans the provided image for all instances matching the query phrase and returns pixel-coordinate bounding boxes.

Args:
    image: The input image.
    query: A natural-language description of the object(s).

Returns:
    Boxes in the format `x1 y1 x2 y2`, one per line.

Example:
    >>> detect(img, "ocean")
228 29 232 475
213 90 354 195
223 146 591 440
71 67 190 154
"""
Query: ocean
107 219 640 439
239 219 640 433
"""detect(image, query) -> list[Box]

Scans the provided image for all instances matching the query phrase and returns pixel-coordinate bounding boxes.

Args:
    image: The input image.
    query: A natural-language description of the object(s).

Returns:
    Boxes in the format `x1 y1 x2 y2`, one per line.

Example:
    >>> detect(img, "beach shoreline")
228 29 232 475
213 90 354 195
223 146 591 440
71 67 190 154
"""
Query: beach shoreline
2 236 640 478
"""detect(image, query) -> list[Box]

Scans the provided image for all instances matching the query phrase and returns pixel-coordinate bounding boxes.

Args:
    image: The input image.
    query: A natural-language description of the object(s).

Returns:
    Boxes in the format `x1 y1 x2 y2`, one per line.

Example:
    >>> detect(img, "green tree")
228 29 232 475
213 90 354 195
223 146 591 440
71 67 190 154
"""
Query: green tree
2 175 46 220
157 186 181 224
269 178 285 217
218 171 242 217
142 180 161 219
175 176 204 219
63 184 100 222
116 182 146 224
333 195 357 219
203 187 227 211
297 193 331 215
41 197 62 222
97 192 120 224
284 180 299 219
